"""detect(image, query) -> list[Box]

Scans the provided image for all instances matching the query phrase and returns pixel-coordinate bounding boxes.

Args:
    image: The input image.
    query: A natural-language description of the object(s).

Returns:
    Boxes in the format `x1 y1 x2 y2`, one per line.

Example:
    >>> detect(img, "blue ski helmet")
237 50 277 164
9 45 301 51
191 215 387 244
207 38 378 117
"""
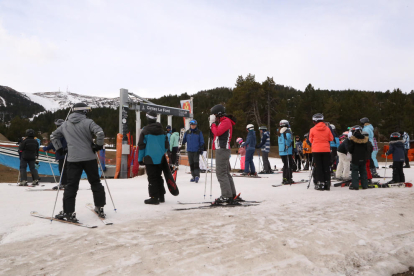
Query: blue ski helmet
190 119 197 125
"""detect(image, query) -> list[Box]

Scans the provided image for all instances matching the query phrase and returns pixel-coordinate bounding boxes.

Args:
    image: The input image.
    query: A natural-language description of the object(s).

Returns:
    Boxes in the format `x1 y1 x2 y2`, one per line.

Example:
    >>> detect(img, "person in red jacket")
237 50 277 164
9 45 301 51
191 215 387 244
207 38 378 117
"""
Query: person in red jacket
209 104 239 205
309 113 333 191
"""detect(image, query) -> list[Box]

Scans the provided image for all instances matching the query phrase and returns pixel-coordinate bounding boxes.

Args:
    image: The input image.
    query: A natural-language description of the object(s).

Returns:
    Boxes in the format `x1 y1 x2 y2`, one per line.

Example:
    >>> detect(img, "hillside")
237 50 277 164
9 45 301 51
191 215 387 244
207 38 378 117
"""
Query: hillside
0 86 45 121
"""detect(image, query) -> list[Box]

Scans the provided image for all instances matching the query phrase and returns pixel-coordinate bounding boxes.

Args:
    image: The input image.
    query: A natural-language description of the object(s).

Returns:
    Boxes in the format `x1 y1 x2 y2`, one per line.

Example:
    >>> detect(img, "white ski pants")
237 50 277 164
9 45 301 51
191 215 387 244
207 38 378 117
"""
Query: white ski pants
336 152 351 179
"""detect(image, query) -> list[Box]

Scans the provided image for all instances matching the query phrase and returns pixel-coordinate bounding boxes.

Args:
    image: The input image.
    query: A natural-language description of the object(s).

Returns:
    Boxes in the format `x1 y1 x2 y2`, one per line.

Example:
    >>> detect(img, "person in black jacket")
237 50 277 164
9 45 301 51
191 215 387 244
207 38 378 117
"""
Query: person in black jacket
18 129 40 186
348 127 369 190
335 134 351 180
386 132 405 184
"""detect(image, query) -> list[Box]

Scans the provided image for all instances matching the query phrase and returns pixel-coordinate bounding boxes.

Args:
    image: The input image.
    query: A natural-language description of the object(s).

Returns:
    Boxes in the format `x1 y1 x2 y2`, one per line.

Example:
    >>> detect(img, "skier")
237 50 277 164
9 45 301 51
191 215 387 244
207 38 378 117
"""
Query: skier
182 119 204 183
51 103 106 222
336 134 351 180
256 126 271 174
169 128 179 167
236 138 246 172
278 120 293 184
294 135 303 172
309 114 333 190
362 131 374 184
399 131 411 168
348 126 369 190
18 129 40 186
329 124 340 176
243 124 257 176
385 132 405 184
209 104 238 204
138 110 169 204
360 117 380 177
43 119 68 190
303 133 312 170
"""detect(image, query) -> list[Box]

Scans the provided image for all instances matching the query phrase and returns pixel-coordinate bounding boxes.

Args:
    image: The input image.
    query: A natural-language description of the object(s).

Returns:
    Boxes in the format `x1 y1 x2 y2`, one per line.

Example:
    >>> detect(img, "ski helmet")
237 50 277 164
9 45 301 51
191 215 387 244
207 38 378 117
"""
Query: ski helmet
390 132 401 140
73 103 91 114
279 119 289 128
210 104 225 117
189 119 197 125
246 124 254 130
295 135 300 140
54 119 65 126
330 124 335 130
26 129 35 137
236 137 243 144
351 125 362 134
312 113 324 122
360 117 369 124
146 110 157 123
339 134 346 140
259 126 267 130
304 133 309 138
166 125 171 130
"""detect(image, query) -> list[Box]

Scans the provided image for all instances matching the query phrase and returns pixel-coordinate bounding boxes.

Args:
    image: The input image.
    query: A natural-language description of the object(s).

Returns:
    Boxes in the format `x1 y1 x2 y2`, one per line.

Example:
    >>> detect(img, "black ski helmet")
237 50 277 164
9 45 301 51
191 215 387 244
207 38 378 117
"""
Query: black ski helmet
390 132 401 140
146 110 157 123
360 117 369 124
312 113 324 123
73 103 91 114
26 129 35 137
54 119 65 126
210 104 225 117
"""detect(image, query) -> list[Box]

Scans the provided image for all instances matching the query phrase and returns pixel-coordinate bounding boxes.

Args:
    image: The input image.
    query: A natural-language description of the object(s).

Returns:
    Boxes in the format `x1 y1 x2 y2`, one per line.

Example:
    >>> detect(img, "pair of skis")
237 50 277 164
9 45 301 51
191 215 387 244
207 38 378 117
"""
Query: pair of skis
272 180 309 187
31 203 112 228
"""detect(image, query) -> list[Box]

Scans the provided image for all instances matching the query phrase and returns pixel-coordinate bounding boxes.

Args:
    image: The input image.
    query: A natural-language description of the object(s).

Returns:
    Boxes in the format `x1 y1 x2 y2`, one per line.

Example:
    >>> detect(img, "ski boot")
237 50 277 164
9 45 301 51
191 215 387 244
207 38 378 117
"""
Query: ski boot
404 165 411 168
32 180 40 186
211 196 229 205
233 194 245 202
18 180 28 186
226 197 241 205
55 211 79 223
258 170 266 174
386 180 396 184
158 194 165 203
194 176 200 183
94 206 106 218
248 172 257 177
288 179 295 184
324 181 330 191
315 182 325 190
349 186 358 190
144 197 160 205
190 178 195 182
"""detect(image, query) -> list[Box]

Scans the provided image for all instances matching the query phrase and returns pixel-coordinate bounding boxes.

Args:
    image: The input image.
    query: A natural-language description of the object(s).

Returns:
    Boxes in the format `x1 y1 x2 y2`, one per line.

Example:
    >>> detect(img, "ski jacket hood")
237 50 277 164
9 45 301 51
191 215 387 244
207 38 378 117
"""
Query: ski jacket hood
350 135 369 144
348 135 369 164
51 114 105 162
387 140 405 161
309 122 333 153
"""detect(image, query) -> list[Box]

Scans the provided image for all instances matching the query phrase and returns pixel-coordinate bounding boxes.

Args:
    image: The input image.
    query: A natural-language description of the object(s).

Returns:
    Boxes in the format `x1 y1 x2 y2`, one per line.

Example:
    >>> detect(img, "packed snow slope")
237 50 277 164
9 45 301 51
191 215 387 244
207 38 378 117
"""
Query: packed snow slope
0 156 413 276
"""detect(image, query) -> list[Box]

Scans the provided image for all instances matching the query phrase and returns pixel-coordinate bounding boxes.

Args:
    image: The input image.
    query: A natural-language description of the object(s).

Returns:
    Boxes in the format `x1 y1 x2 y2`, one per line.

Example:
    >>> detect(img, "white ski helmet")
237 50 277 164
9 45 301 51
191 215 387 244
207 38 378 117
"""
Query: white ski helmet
246 124 254 130
279 119 289 127
330 124 335 130
312 113 324 122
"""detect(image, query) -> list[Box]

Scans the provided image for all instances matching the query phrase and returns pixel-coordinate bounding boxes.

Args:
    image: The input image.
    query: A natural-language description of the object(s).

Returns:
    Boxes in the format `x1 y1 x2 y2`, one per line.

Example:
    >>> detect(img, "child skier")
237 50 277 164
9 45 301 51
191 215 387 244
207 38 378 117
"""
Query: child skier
169 128 179 168
256 126 272 174
236 138 246 173
18 129 40 186
348 126 369 190
303 133 312 170
278 120 293 184
385 132 405 184
336 134 350 180
294 135 303 171
243 124 257 176
362 131 374 184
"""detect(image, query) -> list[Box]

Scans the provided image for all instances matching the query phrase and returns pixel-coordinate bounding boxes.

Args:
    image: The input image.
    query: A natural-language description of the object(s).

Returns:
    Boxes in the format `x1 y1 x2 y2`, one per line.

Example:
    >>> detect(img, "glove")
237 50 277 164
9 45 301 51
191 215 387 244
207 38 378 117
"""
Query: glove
92 143 103 153
42 147 48 152
139 161 144 165
198 148 203 155
209 114 216 126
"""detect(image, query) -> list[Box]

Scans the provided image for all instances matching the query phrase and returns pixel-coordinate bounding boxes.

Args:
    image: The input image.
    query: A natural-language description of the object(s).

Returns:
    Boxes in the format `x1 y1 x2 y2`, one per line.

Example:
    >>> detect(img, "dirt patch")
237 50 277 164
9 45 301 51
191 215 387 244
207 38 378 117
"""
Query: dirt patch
0 164 19 183
0 133 9 142
392 266 414 276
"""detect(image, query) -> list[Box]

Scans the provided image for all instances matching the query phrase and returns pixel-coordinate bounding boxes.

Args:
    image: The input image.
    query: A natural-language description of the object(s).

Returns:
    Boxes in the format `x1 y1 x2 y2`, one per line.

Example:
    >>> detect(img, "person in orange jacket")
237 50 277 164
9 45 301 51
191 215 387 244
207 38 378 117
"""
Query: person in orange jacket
303 133 312 170
309 113 333 191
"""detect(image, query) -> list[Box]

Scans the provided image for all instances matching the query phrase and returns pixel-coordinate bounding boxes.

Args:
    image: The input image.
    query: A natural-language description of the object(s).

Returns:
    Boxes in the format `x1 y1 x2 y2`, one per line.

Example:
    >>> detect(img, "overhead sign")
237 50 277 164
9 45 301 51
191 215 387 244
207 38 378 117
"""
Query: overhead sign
139 103 190 117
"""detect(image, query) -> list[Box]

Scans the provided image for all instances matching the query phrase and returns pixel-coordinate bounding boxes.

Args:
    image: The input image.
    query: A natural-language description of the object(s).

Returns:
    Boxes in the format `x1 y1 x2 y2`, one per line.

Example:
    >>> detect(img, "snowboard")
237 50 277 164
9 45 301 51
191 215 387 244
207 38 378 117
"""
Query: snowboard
161 154 179 196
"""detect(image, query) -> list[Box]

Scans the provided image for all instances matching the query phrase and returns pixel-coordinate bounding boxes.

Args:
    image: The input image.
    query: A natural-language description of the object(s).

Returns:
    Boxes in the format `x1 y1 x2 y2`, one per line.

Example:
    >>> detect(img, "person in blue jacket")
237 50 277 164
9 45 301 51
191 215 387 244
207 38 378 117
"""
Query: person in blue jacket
329 124 340 175
279 119 293 184
43 119 68 190
242 124 256 176
360 117 380 176
138 110 169 205
182 119 204 183
385 132 405 184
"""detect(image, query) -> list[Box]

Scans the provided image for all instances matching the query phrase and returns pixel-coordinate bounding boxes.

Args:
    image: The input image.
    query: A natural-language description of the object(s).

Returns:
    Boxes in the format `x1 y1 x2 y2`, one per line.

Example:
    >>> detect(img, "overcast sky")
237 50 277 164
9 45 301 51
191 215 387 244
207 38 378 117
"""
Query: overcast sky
0 0 413 98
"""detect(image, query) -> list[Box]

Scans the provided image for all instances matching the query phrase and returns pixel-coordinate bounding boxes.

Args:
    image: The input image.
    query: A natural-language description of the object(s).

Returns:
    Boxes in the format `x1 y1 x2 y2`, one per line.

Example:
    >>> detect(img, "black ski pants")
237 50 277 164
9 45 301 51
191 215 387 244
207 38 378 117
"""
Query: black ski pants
330 148 338 171
304 153 313 170
351 163 368 189
58 158 68 185
188 151 200 178
404 149 410 167
171 147 178 166
294 154 302 171
392 161 405 183
281 155 293 181
312 152 331 185
63 160 106 213
19 159 39 181
146 163 165 198
261 151 271 172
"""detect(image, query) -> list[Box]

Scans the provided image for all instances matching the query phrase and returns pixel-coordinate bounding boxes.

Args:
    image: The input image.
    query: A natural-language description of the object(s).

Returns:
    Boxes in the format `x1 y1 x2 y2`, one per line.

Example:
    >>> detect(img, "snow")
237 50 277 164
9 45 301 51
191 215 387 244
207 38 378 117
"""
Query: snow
0 156 414 275
22 92 61 110
0 96 6 107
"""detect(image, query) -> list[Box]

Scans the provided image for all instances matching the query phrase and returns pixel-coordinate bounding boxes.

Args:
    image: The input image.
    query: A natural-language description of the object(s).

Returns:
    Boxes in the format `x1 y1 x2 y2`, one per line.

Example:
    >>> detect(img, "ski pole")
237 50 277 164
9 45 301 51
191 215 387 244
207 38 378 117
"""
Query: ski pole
51 154 67 222
233 153 239 170
384 154 388 182
210 147 213 199
307 164 315 189
97 151 117 212
204 135 210 199
64 107 73 121
258 150 261 173
45 151 57 183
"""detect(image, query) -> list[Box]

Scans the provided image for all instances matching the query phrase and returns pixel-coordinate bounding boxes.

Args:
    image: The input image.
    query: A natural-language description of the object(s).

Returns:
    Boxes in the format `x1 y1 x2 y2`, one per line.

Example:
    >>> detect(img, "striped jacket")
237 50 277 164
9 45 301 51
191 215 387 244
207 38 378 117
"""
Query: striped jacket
211 116 236 150
257 131 270 153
